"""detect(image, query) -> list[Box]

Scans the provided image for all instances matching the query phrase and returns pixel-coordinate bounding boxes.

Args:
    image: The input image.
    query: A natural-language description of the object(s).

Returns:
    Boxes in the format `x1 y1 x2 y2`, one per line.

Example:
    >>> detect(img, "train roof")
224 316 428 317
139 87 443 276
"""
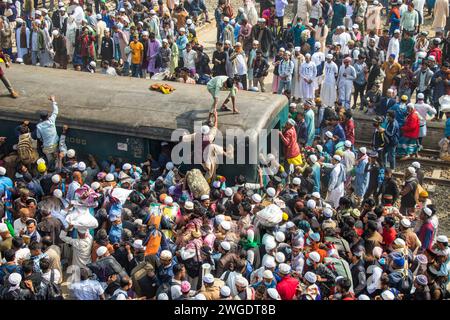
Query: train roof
0 65 288 141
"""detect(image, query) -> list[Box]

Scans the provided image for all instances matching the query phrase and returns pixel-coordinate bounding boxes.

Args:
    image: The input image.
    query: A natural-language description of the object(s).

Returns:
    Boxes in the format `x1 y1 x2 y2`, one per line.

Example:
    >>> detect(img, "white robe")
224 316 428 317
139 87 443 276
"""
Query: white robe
300 61 317 100
326 163 346 208
59 230 93 268
337 64 356 108
320 61 338 107
291 56 304 99
386 38 400 62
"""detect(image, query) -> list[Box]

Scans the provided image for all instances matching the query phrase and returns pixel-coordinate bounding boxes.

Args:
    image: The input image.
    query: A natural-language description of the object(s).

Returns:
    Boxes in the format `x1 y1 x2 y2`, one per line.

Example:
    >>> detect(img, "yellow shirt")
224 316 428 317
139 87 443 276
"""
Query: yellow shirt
130 41 144 65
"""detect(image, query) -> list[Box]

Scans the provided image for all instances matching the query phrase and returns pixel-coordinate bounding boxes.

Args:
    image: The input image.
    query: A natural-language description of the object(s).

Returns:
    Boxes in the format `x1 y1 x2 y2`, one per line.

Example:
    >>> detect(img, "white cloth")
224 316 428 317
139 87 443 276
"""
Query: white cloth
300 61 317 100
386 38 400 61
342 149 356 175
291 56 304 99
13 219 27 236
59 230 93 268
320 61 338 106
42 269 62 284
326 164 345 208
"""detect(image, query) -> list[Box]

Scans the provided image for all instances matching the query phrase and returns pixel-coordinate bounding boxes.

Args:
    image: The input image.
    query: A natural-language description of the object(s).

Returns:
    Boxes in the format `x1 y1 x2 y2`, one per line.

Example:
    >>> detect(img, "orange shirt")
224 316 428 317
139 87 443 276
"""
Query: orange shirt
130 41 144 65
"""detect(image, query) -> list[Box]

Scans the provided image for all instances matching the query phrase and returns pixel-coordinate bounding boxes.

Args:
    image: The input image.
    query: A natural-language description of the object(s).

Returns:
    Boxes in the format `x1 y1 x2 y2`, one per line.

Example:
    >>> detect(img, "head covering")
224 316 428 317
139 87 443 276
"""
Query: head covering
160 250 172 260
437 235 449 244
344 140 352 148
343 56 352 63
105 173 115 182
304 271 317 283
411 161 421 169
381 290 395 300
203 273 215 284
312 192 321 199
0 223 8 233
359 147 367 154
333 155 342 162
267 288 281 300
307 199 316 209
8 273 22 286
180 281 191 293
423 207 432 217
325 131 333 139
287 118 297 126
266 187 276 198
292 177 301 185
220 220 231 231
96 246 108 257
308 251 321 263
358 294 371 300
220 241 231 251
252 193 262 203
200 194 210 201
278 263 291 275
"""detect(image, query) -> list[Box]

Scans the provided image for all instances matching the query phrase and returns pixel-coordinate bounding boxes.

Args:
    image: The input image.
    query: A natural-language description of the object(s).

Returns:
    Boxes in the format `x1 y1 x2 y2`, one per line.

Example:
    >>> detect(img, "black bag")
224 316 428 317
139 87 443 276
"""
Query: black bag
23 53 32 65
39 270 63 300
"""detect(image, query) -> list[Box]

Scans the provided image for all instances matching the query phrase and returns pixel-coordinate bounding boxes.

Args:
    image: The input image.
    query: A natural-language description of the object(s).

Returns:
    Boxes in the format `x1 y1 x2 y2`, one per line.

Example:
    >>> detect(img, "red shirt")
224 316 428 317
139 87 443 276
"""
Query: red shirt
280 127 300 159
401 112 420 139
344 119 355 144
382 227 397 246
276 275 299 300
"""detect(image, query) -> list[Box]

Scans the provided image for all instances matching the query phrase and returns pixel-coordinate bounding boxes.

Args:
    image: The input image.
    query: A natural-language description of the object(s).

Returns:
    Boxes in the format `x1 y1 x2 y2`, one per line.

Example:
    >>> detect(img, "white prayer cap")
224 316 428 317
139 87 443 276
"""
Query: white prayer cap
16 18 24 24
394 29 400 34
258 17 266 23
381 290 395 300
325 131 333 139
275 252 285 263
279 47 285 52
308 251 321 263
60 7 66 11
294 46 301 52
96 14 102 20
67 149 76 158
400 218 411 228
77 161 87 171
304 271 317 283
8 273 22 286
292 177 301 185
89 61 97 68
186 19 192 25
326 54 333 59
51 174 61 184
200 273 214 285
437 235 449 243
287 118 297 126
224 40 231 45
275 231 285 243
423 207 433 217
96 246 108 257
223 16 230 22
53 189 63 198
314 42 321 49
394 238 406 247
200 194 210 201
267 288 281 300
195 293 207 300
278 263 291 275
220 241 231 251
132 239 144 250
264 256 276 268
238 7 245 12
201 125 210 135
417 93 424 100
411 161 421 169
407 166 416 174
224 187 233 197
290 102 297 108
179 27 186 32
105 173 115 182
253 40 259 45
58 1 64 6
164 196 173 205
160 250 173 259
162 38 168 43
35 10 42 16
157 293 169 300
142 31 149 36
312 192 321 199
120 8 126 12
323 208 333 218
309 154 318 163
263 269 274 279
34 19 41 25
344 140 352 148
52 29 59 36
307 199 316 209
265 240 276 251
122 163 132 170
305 53 311 58
316 145 323 152
42 8 48 13
235 276 248 287
285 221 295 229
220 286 231 297
285 50 291 55
359 147 367 154
90 182 100 191
352 24 359 29
252 193 262 203
220 220 231 231
333 155 342 162
358 294 371 300
267 187 276 197
0 223 9 233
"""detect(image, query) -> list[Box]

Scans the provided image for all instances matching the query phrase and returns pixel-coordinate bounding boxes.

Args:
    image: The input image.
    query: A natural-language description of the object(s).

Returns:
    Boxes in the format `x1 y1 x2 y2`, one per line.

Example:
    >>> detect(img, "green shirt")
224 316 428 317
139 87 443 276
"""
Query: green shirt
207 76 236 98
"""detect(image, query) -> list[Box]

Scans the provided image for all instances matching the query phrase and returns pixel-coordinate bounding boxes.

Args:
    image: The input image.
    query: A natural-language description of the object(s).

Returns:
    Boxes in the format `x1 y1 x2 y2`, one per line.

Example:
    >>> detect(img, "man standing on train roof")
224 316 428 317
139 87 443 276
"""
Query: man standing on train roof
206 76 239 126
0 49 18 98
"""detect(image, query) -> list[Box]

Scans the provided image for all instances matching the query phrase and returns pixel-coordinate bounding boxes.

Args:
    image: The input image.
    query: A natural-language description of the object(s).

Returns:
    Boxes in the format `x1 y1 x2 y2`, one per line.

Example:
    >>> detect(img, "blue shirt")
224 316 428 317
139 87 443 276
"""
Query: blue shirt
446 119 450 138
176 35 188 52
332 124 346 142
108 223 123 244
0 175 13 198
36 102 59 148
70 279 105 300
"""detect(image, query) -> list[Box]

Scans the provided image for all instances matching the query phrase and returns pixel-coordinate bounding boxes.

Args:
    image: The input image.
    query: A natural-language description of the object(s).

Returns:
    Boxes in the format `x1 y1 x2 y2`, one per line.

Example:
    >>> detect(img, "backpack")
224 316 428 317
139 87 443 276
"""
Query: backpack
39 270 63 300
17 134 38 165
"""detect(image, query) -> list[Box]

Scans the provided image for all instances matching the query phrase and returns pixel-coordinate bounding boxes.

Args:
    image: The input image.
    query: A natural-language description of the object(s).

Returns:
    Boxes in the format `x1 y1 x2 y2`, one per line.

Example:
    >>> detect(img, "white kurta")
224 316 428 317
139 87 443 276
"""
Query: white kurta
296 0 312 23
291 56 304 99
326 163 345 208
386 38 400 61
59 230 93 268
300 61 317 100
432 0 449 30
338 64 356 108
320 61 338 107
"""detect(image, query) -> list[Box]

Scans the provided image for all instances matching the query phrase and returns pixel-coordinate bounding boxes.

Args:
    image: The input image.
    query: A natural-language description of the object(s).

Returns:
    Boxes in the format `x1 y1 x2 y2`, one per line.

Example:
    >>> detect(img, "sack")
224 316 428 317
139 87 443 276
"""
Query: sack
17 135 39 165
144 229 162 256
414 181 424 203
255 204 283 227
186 169 210 199
23 53 32 65
224 4 234 18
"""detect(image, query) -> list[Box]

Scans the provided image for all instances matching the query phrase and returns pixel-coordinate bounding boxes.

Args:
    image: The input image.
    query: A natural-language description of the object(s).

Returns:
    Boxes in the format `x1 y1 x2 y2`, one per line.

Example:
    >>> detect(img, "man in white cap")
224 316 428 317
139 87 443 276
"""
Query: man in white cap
219 285 232 300
198 273 225 300
398 218 421 253
59 223 93 268
354 147 369 205
234 276 254 300
221 16 235 46
326 154 346 208
300 53 317 101
320 53 338 108
276 263 299 300
338 56 356 109
277 50 294 97
414 94 436 152
417 206 436 251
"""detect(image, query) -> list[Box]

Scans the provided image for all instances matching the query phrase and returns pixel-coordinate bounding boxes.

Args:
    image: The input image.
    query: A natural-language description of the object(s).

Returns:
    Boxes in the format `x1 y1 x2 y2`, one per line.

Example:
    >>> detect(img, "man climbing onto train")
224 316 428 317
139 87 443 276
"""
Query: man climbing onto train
0 49 18 98
206 75 239 126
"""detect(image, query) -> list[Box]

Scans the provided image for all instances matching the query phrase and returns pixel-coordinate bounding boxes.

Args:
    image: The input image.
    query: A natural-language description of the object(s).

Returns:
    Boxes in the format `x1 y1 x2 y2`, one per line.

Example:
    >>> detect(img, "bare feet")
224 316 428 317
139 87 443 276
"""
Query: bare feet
10 90 18 98
233 109 240 114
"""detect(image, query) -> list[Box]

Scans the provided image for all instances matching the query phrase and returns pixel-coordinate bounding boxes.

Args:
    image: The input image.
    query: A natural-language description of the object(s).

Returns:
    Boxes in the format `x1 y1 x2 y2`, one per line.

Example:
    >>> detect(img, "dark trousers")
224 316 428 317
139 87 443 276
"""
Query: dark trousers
131 63 142 78
239 74 247 90
354 82 366 108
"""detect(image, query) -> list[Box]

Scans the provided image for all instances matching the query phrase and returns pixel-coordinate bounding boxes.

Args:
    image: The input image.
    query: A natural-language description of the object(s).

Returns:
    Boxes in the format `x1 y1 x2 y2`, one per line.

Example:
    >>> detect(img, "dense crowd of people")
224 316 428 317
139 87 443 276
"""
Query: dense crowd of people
0 0 450 301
